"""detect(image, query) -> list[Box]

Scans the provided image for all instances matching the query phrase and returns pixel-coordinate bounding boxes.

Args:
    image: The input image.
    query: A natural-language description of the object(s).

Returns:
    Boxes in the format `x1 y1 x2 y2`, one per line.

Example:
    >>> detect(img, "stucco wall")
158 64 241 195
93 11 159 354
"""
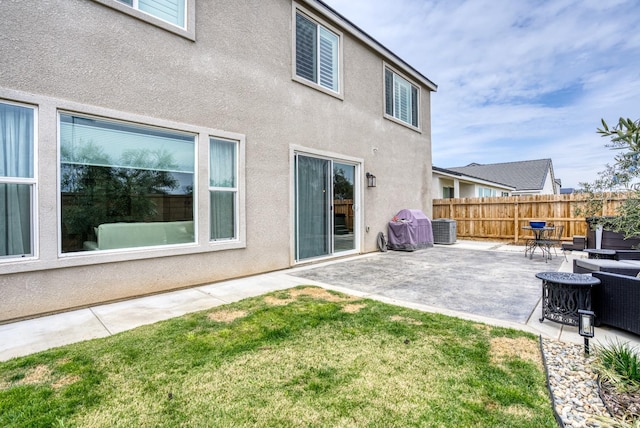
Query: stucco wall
0 0 433 321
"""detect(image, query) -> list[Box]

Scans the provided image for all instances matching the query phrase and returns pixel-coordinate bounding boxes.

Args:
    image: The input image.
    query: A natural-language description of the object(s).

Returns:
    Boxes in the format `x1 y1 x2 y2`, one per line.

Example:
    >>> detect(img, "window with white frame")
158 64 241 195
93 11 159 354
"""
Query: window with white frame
384 67 419 128
295 11 340 93
209 137 238 241
0 101 35 259
478 187 496 197
59 113 195 252
116 0 186 28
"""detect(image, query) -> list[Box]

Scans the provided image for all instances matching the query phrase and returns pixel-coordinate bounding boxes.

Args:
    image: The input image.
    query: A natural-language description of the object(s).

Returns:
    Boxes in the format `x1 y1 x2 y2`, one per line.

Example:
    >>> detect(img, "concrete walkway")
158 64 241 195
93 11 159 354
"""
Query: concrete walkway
2 240 639 361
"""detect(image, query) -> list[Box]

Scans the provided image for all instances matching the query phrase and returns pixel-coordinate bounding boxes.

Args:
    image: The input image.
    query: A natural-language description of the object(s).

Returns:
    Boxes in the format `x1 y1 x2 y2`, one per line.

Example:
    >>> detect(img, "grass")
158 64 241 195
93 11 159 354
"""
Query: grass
0 286 557 427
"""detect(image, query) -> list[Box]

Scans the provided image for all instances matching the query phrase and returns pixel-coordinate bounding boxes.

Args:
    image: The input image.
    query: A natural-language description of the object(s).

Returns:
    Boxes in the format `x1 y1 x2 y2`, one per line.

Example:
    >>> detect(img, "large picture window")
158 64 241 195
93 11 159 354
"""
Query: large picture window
209 137 238 241
0 101 35 259
384 67 419 128
295 11 340 93
59 114 195 252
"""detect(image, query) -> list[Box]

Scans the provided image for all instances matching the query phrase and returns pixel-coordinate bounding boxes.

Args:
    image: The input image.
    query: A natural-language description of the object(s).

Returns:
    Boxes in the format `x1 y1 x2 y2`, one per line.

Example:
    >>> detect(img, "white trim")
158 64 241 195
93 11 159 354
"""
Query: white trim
433 170 515 191
208 136 241 243
298 0 437 92
383 62 421 132
56 110 199 256
290 144 363 167
91 0 196 41
292 3 345 100
289 144 363 265
0 98 38 263
0 88 247 275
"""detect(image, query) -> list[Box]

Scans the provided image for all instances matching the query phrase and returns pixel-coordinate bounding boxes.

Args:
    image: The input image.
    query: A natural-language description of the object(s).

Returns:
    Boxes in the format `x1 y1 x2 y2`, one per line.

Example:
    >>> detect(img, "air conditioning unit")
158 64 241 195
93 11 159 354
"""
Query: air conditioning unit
432 219 456 244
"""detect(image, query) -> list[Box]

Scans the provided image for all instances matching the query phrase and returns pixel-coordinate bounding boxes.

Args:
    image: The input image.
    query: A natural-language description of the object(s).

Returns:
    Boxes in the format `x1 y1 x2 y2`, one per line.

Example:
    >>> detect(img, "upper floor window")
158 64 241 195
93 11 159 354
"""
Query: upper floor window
59 113 195 253
116 0 186 28
92 0 194 39
295 11 340 93
0 101 36 260
384 67 419 128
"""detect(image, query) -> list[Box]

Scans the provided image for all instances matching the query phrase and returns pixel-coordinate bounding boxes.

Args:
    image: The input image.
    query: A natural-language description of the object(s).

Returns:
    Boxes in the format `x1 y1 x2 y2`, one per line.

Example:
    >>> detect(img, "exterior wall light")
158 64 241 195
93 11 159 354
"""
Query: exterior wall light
366 172 376 187
578 309 595 354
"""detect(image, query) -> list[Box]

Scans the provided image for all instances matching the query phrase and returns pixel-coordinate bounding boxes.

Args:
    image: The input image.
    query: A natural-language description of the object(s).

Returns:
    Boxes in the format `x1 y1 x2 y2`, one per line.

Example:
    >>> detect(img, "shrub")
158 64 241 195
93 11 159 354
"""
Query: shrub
595 340 640 392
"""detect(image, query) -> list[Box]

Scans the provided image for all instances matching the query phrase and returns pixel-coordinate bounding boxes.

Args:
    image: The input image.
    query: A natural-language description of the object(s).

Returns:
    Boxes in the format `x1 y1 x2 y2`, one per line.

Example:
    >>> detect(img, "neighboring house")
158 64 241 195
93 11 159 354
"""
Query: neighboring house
0 0 437 322
560 187 575 195
436 159 560 197
432 166 515 199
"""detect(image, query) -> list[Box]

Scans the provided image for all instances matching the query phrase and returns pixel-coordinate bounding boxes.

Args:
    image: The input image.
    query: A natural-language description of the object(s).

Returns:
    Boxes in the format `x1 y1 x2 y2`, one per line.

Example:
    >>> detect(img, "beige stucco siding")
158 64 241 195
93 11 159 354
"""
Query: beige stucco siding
0 0 433 321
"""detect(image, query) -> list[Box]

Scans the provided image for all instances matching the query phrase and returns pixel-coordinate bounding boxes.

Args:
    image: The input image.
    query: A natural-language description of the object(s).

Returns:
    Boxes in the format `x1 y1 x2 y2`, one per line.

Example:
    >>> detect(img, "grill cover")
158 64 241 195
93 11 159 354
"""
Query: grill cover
387 209 434 251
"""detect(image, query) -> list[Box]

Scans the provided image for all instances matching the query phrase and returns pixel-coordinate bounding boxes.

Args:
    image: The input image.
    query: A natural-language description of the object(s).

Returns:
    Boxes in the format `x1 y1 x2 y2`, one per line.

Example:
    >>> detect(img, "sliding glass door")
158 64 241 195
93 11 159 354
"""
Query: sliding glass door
333 162 355 253
295 155 330 260
295 154 357 262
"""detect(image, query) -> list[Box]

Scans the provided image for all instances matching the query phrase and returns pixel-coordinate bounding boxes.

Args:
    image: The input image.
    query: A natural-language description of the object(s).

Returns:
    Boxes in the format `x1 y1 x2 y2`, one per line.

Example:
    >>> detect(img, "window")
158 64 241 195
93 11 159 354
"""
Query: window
116 0 186 28
59 113 195 252
478 187 496 197
0 101 35 259
92 0 194 39
385 67 419 128
443 187 455 198
295 11 340 93
209 138 238 241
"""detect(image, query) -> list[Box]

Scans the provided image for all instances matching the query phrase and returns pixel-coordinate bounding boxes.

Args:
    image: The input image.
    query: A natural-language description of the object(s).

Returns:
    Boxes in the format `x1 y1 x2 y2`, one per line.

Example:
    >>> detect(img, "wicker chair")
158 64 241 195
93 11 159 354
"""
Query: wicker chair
592 271 640 335
573 258 640 276
614 250 640 261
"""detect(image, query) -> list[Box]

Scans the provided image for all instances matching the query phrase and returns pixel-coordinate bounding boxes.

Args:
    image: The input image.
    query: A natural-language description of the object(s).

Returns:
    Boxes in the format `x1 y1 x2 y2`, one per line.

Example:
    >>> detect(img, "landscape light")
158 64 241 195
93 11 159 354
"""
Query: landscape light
578 309 595 354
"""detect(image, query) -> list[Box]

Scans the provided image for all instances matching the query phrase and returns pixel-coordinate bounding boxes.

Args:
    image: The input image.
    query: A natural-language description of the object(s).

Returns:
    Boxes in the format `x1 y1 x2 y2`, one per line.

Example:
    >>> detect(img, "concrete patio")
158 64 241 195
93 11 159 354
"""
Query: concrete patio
2 240 639 361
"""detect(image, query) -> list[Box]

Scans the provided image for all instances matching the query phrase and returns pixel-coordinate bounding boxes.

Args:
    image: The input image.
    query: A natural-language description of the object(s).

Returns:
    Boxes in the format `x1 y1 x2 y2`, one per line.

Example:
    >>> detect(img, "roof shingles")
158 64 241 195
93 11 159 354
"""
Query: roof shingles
446 159 553 192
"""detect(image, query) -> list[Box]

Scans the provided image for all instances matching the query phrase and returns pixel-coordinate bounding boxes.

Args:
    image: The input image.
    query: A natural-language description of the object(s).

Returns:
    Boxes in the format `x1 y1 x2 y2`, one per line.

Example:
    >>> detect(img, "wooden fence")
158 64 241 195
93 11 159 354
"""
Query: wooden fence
432 193 628 243
334 199 354 231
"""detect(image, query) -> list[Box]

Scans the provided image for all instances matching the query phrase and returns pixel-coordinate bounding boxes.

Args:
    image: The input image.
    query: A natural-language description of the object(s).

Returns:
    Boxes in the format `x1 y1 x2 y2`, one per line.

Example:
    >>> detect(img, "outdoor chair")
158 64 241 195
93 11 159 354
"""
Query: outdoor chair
524 226 554 261
573 258 640 276
524 237 537 257
561 235 586 252
540 225 566 261
614 249 640 261
592 271 640 335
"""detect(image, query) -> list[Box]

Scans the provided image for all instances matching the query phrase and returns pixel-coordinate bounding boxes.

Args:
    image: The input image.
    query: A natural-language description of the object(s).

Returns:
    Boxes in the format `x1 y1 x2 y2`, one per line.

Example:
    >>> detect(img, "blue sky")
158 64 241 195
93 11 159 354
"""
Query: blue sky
322 0 640 189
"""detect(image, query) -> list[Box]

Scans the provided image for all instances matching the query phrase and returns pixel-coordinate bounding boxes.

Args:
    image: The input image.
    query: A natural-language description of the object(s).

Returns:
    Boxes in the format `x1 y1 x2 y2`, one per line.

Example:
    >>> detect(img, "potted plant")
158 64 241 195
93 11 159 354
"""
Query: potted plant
576 118 640 249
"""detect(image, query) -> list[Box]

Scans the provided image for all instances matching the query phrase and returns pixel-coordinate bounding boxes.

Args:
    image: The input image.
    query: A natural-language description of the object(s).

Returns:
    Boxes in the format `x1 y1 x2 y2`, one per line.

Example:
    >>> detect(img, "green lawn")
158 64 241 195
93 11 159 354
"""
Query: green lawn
0 287 557 427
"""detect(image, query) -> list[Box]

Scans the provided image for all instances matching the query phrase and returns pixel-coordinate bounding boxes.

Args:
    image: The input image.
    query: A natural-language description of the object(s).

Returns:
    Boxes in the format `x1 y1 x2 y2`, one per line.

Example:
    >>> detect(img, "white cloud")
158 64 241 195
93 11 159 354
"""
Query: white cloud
323 0 640 187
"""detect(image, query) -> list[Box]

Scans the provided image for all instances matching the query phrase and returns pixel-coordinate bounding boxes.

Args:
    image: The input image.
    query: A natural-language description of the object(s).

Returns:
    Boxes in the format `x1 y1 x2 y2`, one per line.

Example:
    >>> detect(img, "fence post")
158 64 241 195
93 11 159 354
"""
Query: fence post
514 201 519 243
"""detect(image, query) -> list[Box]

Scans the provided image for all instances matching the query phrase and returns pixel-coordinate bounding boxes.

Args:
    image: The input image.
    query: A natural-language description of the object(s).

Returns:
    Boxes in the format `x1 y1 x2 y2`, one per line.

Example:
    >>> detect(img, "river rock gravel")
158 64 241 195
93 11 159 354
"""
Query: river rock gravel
542 338 612 427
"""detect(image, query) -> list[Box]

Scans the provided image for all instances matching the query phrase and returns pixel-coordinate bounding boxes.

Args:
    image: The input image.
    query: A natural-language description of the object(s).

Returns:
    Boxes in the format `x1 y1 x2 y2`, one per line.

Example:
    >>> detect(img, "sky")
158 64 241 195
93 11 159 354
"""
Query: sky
321 0 640 189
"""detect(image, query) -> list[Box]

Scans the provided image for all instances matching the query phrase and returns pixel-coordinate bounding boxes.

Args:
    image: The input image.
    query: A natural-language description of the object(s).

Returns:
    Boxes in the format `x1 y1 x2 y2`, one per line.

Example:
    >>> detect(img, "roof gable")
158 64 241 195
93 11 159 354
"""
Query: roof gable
432 166 514 189
446 159 553 191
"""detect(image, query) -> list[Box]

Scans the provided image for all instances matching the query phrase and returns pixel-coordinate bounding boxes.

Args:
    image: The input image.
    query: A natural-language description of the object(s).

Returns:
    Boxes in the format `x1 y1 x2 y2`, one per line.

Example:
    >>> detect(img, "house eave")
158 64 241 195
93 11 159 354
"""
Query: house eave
433 168 515 191
300 0 438 92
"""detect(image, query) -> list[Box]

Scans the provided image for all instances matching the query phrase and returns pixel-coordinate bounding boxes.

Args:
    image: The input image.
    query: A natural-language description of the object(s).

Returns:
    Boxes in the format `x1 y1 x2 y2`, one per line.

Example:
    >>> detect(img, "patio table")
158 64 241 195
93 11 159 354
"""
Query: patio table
523 226 554 261
584 249 616 259
536 272 600 326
